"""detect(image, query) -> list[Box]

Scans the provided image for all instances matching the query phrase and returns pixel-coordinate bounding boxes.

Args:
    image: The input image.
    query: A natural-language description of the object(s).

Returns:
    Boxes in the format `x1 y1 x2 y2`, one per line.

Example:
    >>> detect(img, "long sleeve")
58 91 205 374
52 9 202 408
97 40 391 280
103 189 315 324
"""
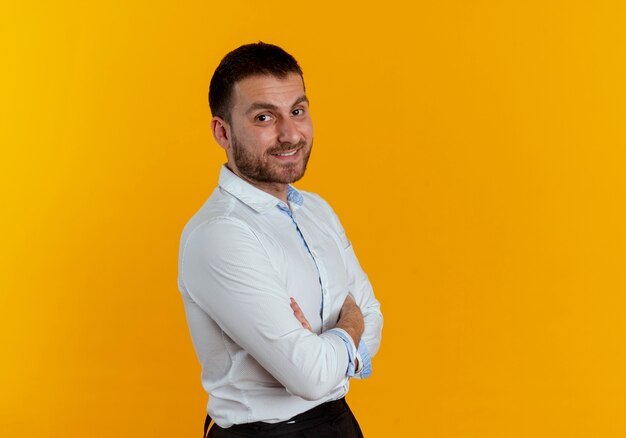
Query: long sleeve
181 217 351 401
345 242 383 359
312 194 384 371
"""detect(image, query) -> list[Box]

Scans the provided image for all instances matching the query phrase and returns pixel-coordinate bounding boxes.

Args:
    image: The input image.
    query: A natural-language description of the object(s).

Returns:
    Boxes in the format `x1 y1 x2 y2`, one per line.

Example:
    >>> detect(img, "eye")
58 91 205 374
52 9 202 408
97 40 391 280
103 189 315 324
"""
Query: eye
256 114 272 122
292 108 305 116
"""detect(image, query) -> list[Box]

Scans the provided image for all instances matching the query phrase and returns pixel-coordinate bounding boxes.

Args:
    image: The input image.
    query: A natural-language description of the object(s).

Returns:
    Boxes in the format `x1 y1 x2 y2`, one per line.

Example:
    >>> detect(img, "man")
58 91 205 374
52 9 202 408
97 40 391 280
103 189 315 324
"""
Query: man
178 42 383 437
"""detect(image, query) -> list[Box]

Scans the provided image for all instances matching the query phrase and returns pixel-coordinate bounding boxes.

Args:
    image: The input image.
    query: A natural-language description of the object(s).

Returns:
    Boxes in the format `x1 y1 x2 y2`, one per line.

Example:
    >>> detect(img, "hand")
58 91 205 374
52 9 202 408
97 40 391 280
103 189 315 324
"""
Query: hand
292 294 363 372
290 297 312 331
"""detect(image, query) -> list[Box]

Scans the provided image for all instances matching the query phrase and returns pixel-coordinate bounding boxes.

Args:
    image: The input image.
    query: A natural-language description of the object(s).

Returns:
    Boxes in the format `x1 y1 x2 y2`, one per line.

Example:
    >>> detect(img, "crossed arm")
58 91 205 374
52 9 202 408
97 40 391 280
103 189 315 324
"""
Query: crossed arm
291 294 365 371
182 201 384 401
291 295 364 350
183 218 381 400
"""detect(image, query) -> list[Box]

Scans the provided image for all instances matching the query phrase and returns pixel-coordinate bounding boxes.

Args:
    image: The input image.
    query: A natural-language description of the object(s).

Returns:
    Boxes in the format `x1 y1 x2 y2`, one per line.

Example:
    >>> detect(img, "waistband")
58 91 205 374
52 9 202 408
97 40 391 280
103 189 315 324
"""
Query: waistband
217 398 349 436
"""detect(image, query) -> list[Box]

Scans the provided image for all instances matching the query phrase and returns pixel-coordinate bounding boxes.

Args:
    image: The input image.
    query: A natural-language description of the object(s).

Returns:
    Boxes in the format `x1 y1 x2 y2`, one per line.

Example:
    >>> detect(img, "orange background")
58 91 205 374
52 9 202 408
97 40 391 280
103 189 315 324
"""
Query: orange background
2 1 626 436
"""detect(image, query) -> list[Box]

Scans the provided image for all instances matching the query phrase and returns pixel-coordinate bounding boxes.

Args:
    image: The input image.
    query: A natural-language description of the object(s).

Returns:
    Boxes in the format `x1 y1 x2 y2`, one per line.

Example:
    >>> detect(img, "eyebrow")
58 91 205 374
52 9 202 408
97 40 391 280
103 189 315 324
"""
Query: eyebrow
245 95 309 115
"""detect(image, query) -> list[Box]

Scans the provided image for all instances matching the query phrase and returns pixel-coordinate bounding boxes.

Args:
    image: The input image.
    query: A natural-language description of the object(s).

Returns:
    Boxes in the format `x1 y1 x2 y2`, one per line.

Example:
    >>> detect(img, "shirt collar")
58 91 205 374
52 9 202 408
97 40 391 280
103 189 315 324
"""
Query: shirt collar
218 165 304 213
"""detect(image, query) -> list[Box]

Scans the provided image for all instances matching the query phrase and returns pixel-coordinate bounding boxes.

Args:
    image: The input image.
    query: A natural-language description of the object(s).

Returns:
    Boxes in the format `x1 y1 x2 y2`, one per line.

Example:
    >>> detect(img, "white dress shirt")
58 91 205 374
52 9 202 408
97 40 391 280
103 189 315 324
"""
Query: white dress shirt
178 166 383 427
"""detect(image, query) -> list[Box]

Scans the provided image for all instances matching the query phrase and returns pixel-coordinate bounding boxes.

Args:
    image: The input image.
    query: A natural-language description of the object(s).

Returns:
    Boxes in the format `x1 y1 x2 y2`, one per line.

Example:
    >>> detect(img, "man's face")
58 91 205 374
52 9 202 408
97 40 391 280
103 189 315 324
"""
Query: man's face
225 73 313 185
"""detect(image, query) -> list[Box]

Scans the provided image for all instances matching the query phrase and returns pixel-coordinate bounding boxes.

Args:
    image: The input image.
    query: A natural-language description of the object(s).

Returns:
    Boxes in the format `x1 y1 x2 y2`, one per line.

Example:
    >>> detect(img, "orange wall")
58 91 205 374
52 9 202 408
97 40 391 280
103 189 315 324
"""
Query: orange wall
2 1 625 436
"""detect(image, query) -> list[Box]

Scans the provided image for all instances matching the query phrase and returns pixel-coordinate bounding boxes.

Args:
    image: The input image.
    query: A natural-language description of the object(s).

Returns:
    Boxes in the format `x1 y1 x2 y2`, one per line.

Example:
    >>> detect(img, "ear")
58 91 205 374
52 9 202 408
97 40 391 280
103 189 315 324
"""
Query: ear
211 116 231 151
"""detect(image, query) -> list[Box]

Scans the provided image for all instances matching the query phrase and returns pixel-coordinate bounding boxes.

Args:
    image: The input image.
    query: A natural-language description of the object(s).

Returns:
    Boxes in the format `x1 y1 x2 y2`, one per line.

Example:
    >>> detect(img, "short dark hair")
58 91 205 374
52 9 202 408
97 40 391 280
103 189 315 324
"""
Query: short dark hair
209 42 304 122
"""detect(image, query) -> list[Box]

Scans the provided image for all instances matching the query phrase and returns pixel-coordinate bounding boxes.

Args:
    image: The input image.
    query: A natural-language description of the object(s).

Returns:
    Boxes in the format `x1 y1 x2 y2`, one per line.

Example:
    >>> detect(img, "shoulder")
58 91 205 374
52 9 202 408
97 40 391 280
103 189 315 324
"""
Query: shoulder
179 188 261 258
180 217 266 280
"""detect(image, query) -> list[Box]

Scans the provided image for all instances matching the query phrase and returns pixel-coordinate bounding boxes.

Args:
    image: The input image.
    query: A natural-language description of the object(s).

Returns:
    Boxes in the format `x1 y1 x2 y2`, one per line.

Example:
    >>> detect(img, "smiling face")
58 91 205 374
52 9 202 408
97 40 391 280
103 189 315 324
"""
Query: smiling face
212 73 314 198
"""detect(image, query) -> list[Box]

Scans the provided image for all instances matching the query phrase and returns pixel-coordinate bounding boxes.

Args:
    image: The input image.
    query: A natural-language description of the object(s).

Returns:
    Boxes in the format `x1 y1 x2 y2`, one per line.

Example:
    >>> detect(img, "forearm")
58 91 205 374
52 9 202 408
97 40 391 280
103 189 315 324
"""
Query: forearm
345 245 383 358
183 219 353 400
292 294 364 377
335 294 364 347
315 194 383 359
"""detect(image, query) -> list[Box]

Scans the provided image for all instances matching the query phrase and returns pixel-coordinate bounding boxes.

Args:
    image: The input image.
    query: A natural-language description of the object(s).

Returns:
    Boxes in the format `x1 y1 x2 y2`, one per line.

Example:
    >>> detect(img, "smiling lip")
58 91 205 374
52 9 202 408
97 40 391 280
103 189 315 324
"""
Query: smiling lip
271 147 301 159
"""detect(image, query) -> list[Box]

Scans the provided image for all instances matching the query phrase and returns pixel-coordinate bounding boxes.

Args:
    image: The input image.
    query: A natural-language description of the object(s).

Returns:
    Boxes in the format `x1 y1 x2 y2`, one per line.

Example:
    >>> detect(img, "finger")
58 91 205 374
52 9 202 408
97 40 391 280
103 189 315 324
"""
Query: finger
290 297 304 318
293 306 312 330
290 297 312 331
290 297 302 314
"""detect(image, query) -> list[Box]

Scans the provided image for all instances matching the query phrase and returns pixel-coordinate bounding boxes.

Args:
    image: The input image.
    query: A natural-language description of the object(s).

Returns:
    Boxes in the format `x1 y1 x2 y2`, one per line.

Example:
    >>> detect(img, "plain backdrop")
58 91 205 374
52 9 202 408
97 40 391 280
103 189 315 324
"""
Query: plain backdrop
2 1 626 436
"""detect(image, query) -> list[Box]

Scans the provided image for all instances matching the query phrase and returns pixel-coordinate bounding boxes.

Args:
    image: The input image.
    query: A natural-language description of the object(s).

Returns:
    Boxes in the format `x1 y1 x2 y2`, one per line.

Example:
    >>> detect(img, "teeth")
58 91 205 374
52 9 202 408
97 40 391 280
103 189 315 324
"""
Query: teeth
276 150 297 156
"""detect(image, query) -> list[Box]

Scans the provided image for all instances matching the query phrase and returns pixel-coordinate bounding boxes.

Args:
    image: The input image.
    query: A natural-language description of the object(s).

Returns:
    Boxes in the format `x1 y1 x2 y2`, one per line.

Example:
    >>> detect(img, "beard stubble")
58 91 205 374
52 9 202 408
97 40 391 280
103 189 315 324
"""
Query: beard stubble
231 135 312 184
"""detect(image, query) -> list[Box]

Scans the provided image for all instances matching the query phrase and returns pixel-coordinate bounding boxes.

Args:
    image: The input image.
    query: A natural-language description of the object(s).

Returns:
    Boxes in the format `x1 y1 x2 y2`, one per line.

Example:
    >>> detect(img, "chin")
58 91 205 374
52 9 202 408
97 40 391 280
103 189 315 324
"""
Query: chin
281 166 307 184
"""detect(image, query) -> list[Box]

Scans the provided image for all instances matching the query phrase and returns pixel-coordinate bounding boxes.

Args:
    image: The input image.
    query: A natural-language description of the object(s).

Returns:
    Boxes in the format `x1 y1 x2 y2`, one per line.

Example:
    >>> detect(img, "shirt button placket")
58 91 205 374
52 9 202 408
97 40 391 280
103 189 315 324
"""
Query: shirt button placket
315 253 329 331
297 223 328 332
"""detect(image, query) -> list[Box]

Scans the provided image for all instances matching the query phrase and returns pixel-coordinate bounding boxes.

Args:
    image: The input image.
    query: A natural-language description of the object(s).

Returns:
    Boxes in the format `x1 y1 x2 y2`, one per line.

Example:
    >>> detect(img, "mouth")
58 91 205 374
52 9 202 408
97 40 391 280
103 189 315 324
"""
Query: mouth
270 146 302 160
274 149 299 157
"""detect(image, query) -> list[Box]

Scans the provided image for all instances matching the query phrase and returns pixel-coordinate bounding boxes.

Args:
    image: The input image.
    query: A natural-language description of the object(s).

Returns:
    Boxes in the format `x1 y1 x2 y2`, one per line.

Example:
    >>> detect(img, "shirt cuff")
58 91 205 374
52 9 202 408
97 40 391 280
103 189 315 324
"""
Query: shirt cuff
325 328 358 377
354 340 372 379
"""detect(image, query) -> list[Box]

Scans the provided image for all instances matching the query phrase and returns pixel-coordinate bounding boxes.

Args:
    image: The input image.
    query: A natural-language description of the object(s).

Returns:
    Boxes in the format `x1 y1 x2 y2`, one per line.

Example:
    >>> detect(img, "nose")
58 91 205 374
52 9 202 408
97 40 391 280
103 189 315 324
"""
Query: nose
277 117 301 145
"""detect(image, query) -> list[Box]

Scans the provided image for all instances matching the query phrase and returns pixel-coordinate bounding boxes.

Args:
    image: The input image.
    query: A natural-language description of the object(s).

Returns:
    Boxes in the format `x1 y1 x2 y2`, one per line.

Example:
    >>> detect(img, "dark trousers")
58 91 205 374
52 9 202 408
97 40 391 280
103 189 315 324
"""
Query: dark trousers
204 398 364 438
